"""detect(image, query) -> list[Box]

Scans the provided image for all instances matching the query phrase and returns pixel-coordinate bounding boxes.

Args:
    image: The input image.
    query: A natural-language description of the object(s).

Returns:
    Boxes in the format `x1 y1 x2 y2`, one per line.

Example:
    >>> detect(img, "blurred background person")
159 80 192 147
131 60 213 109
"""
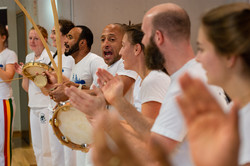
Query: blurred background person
0 24 18 166
15 25 53 166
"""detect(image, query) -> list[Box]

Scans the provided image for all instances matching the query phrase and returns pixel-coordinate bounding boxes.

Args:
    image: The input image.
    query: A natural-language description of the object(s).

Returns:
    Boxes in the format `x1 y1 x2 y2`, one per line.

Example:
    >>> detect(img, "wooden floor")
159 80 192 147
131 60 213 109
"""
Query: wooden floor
12 136 37 166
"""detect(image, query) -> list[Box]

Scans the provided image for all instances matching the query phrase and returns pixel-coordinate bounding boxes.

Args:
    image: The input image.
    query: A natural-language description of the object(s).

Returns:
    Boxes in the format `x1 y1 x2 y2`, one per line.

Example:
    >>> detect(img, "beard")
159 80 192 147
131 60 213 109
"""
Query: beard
145 37 165 71
64 42 79 56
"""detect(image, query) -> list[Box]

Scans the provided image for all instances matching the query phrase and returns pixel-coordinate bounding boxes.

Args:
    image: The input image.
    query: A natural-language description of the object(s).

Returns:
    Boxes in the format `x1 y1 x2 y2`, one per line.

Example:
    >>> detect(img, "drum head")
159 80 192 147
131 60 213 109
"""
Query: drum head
22 62 53 78
51 103 92 152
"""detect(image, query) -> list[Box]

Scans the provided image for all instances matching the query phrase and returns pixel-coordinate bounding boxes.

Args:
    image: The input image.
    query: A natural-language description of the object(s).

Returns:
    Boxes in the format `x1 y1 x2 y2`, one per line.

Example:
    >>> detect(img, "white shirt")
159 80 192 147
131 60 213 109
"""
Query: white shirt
239 102 250 165
70 52 105 88
139 70 170 105
53 53 75 78
133 76 142 111
25 49 53 108
151 59 228 166
0 48 18 99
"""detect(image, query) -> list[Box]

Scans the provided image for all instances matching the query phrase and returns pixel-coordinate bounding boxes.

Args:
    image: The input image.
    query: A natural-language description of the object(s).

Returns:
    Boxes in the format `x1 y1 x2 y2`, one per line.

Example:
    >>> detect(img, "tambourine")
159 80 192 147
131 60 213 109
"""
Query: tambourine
50 102 92 152
22 62 53 88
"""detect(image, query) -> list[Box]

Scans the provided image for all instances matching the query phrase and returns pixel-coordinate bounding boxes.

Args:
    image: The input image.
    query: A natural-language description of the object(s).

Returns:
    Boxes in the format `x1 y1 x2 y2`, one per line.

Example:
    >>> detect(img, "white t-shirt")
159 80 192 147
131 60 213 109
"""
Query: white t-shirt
151 59 228 166
70 52 105 88
25 49 53 108
133 76 142 111
0 48 18 99
239 102 250 165
53 53 75 78
140 70 170 105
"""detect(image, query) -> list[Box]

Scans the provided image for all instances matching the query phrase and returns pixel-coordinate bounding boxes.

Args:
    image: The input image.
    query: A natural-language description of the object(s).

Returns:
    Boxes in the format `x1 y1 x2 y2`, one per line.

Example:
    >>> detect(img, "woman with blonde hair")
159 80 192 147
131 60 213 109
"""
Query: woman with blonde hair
15 25 53 166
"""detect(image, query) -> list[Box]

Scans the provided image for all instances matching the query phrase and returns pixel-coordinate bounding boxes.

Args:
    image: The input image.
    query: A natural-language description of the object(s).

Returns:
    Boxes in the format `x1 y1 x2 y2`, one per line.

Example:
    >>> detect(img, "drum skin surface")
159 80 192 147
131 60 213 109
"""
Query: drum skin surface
50 102 92 152
22 62 53 87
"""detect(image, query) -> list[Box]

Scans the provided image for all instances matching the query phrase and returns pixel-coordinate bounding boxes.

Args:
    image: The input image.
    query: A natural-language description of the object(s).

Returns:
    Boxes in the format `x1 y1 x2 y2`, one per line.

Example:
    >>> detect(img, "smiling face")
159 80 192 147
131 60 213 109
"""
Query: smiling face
28 30 45 54
119 33 137 70
101 24 123 66
196 26 229 87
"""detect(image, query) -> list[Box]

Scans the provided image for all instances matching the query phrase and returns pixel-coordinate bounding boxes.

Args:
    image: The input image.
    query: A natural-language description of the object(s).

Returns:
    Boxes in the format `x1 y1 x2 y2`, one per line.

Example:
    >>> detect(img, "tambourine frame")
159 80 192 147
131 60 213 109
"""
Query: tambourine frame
22 62 53 80
50 102 91 152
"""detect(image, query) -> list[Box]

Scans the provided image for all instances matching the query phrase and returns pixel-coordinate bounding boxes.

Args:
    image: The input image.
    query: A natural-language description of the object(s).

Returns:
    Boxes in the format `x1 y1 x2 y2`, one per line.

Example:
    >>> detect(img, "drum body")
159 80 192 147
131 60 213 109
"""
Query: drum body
50 102 92 152
22 62 53 87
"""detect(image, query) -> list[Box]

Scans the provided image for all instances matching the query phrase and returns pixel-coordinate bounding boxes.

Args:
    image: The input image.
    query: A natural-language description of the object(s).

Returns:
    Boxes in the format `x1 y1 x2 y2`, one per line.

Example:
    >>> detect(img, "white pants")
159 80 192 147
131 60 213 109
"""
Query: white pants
30 107 52 166
48 107 77 166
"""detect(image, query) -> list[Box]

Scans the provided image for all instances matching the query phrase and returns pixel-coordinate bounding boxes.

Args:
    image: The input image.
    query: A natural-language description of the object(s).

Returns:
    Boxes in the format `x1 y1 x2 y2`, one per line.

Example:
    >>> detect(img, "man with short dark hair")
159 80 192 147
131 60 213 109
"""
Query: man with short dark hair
48 25 106 102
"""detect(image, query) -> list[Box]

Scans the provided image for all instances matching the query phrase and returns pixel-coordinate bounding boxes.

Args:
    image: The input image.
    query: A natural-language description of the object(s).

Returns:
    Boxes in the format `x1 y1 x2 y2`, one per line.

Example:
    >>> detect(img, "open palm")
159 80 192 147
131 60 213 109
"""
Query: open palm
177 73 239 166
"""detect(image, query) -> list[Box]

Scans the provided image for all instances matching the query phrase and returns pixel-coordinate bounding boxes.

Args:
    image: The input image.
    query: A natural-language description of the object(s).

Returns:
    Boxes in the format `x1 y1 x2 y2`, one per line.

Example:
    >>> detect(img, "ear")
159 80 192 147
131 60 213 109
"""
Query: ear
1 35 6 42
79 39 85 47
134 43 142 56
226 55 237 68
154 30 164 46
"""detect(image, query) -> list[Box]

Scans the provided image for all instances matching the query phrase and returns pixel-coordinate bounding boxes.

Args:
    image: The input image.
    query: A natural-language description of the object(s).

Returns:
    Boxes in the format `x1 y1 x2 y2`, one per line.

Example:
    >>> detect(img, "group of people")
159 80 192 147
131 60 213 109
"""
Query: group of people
0 1 249 166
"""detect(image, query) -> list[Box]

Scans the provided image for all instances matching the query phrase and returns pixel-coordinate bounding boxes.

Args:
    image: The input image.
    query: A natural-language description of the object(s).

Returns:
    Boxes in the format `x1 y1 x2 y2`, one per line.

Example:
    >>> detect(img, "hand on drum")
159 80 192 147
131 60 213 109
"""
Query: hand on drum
14 62 24 76
176 73 240 166
49 83 69 102
44 70 58 87
65 86 107 118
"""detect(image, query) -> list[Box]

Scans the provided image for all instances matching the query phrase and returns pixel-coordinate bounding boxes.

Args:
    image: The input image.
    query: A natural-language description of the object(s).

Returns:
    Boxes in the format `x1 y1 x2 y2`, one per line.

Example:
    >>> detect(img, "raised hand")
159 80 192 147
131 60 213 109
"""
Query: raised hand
92 112 145 166
101 75 124 106
96 68 114 88
65 86 106 118
92 112 171 166
176 73 239 166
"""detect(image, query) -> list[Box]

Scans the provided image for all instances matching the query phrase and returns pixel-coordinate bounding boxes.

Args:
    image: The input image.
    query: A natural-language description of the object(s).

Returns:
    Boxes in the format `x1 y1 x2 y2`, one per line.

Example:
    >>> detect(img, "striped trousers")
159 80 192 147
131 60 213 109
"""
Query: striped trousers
0 98 14 166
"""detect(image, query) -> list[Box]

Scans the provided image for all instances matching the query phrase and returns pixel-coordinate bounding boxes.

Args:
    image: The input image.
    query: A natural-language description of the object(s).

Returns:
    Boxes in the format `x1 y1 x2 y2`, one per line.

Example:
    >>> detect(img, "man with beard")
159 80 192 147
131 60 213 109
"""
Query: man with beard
99 23 137 103
47 25 106 102
65 3 229 166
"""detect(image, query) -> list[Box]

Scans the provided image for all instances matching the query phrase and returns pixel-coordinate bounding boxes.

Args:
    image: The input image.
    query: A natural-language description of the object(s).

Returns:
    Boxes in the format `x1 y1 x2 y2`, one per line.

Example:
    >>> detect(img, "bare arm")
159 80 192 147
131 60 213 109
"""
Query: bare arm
112 96 154 140
150 132 179 154
243 164 250 166
118 75 135 95
141 101 161 120
0 64 15 83
22 77 29 92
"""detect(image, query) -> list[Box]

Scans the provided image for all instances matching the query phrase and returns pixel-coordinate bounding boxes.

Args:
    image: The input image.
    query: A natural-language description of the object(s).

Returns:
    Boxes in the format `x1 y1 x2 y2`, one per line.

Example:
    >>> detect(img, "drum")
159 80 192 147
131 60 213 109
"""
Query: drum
22 62 53 88
50 102 92 152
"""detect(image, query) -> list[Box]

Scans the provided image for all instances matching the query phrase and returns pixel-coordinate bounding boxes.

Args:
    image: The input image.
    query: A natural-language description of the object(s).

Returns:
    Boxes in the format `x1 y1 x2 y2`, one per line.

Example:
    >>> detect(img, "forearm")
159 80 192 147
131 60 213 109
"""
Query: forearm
113 97 153 140
22 77 29 92
0 68 15 82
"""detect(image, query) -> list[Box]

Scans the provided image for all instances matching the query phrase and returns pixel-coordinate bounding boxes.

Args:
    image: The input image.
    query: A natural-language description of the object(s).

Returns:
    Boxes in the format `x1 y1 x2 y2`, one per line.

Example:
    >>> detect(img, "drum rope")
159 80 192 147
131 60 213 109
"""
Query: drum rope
0 76 33 83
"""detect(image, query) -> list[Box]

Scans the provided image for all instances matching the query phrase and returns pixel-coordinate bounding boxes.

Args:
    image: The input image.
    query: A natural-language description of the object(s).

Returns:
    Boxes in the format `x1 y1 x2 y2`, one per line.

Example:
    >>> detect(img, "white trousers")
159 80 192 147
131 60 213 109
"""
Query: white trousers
48 108 77 166
30 107 52 166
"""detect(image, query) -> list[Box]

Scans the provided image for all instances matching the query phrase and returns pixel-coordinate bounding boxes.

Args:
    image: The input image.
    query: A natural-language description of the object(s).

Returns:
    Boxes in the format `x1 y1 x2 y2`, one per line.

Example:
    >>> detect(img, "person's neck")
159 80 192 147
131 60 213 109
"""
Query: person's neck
0 45 5 53
74 49 90 64
34 48 44 59
164 43 195 76
224 75 250 108
136 54 150 80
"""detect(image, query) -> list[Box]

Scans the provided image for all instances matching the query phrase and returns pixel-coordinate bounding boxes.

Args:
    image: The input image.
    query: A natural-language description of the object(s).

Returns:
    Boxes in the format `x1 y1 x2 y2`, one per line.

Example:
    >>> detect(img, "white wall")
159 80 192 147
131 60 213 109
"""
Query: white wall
72 0 248 56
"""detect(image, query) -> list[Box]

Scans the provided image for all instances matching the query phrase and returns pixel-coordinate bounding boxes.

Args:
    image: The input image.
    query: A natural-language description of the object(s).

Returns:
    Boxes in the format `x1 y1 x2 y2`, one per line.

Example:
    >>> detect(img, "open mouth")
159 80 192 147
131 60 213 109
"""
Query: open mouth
65 43 69 48
103 51 112 58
